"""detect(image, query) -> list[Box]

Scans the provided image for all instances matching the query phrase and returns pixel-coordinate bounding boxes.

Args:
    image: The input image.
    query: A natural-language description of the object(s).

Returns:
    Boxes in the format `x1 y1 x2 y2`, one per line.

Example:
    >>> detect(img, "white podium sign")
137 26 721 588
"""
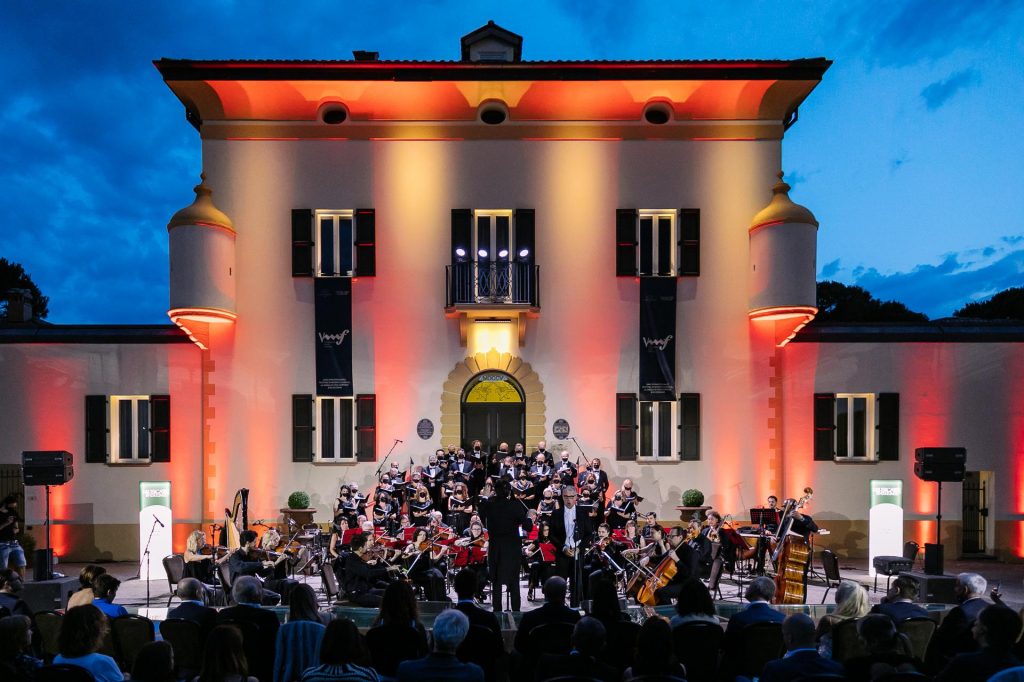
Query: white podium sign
868 479 903 577
139 481 172 582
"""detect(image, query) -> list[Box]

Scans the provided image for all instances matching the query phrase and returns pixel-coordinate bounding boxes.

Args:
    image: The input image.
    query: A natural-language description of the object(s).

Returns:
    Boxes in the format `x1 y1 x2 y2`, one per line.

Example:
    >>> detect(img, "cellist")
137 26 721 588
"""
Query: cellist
650 527 700 605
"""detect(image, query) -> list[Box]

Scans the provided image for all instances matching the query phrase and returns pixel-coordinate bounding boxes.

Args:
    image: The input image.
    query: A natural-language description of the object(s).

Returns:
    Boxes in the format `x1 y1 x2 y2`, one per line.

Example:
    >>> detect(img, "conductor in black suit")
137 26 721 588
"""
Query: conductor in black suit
550 486 594 606
478 479 532 612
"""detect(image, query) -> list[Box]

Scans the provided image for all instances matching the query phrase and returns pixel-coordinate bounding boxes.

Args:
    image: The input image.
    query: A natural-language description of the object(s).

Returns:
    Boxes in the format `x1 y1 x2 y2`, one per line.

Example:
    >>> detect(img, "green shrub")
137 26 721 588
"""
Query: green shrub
680 488 705 507
287 491 310 509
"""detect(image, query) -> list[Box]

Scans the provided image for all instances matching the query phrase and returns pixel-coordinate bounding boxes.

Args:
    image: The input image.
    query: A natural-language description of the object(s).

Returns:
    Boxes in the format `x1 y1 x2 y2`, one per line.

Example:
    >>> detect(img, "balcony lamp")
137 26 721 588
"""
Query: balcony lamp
498 249 509 258
518 248 529 258
478 249 488 258
455 247 466 258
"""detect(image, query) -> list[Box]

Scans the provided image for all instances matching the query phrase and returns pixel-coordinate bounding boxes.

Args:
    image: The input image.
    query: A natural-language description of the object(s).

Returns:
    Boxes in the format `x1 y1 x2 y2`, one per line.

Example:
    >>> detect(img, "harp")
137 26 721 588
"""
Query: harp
225 488 249 550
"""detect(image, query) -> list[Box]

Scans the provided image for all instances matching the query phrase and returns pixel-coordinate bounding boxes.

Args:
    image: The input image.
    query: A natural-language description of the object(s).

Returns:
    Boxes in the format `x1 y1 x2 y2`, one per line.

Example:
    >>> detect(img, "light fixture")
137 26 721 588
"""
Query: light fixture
478 249 488 258
455 247 466 258
498 249 509 258
518 248 530 258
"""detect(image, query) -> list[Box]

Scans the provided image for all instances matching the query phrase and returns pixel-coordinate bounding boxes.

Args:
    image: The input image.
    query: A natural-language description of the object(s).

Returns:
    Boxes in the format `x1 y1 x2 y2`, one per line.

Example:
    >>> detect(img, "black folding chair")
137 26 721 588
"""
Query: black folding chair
820 549 842 604
111 614 155 670
159 618 204 680
162 554 185 607
672 620 723 682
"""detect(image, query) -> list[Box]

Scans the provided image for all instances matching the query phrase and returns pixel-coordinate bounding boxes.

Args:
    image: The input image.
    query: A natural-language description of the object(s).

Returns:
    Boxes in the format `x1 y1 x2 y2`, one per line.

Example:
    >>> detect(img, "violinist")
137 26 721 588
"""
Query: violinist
684 518 712 568
402 528 447 601
702 510 756 571
618 519 641 548
183 529 227 583
455 521 489 599
605 491 632 530
651 527 699 605
585 523 627 588
448 483 474 533
409 487 433 527
342 533 401 607
524 520 557 601
228 530 293 604
258 526 282 552
640 511 658 540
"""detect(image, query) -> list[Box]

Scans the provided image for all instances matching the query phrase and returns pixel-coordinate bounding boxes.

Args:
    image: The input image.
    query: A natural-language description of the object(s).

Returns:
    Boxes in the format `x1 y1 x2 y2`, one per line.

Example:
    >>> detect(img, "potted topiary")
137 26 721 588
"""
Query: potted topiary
281 491 315 528
676 488 711 522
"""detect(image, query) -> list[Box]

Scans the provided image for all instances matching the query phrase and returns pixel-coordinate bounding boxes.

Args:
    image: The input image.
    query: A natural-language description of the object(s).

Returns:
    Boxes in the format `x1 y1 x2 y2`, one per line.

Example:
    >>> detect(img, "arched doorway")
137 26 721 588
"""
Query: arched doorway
461 371 525 453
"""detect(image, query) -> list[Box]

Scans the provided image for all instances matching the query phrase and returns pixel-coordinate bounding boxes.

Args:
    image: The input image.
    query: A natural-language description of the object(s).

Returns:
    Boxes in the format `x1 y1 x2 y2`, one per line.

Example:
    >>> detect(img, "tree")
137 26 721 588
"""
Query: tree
0 258 50 320
953 287 1024 320
815 280 927 322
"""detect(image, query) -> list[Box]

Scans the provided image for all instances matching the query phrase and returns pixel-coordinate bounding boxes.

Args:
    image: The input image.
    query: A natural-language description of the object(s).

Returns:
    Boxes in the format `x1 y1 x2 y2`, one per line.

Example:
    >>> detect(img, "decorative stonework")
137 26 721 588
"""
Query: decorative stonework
440 351 546 445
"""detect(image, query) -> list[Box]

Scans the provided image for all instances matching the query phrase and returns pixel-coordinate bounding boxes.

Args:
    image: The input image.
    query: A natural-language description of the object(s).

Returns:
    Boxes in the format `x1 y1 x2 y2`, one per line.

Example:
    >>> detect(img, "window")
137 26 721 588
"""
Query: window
836 393 873 459
316 210 354 277
615 208 699 277
639 400 676 459
617 393 700 462
638 210 676 277
316 397 355 461
85 394 170 464
292 208 375 278
814 393 899 462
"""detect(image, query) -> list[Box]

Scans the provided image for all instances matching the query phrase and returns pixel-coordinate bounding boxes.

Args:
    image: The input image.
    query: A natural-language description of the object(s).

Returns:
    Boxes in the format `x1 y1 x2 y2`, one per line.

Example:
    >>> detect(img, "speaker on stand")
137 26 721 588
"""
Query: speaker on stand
21 451 75 582
913 447 966 576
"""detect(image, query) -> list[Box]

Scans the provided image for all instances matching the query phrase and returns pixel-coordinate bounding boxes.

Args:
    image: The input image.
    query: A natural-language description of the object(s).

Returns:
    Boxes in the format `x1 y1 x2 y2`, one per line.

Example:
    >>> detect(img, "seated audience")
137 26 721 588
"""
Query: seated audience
131 640 177 682
759 613 845 682
536 616 616 682
217 576 281 682
513 576 581 655
586 577 628 631
167 577 218 636
68 564 107 609
724 576 785 643
0 569 31 618
669 577 719 627
927 571 991 670
871 575 929 622
816 580 870 658
843 613 921 681
196 624 258 682
396 609 483 682
0 615 42 680
623 616 686 681
91 573 129 619
935 605 1023 682
53 604 124 682
453 567 501 637
274 584 327 682
300 618 379 682
366 581 429 678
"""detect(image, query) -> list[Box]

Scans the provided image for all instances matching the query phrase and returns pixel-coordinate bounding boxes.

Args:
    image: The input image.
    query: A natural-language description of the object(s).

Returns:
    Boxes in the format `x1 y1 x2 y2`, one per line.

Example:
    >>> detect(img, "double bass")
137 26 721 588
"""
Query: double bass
771 497 811 604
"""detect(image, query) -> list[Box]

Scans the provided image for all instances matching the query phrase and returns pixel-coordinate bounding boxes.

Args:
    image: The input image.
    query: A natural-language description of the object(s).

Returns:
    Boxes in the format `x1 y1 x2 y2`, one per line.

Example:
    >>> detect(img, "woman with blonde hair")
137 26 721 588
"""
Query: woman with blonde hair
184 529 226 583
816 580 871 658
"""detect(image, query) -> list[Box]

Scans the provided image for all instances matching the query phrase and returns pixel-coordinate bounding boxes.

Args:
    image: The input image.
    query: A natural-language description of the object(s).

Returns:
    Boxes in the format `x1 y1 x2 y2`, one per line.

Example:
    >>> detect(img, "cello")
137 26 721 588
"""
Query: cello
631 549 679 606
771 498 811 604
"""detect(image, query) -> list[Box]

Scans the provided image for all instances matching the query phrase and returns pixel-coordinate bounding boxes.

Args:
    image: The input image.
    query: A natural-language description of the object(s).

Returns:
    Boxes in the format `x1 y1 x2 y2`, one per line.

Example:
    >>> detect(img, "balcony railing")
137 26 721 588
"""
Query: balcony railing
445 261 540 308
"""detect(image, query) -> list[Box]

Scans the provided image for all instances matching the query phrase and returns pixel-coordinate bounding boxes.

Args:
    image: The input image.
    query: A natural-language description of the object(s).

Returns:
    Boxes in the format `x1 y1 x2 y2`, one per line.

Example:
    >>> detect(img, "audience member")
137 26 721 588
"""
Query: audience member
397 608 483 682
167 577 218 636
759 613 845 682
724 576 785 642
843 613 921 682
300 618 379 682
669 577 719 627
453 567 501 636
935 605 1023 682
274 584 327 682
91 573 129 619
535 616 616 682
816 580 870 658
53 604 124 682
928 571 991 670
623 616 686 681
131 640 176 682
366 581 429 677
586 577 628 631
871 575 929 622
0 615 42 681
0 569 31 617
196 624 258 682
68 564 107 609
513 576 581 655
217 576 281 682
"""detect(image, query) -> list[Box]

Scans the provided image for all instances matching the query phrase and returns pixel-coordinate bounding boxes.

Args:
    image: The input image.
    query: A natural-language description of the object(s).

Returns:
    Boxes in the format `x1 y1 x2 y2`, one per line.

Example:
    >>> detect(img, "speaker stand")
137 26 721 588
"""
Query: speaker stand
935 481 943 544
42 485 53 581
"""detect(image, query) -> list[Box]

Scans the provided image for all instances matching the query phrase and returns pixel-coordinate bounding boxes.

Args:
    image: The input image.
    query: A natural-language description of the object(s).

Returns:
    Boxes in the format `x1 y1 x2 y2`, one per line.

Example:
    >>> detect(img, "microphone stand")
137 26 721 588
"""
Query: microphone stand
569 437 592 466
571 523 584 608
374 439 402 478
140 516 160 609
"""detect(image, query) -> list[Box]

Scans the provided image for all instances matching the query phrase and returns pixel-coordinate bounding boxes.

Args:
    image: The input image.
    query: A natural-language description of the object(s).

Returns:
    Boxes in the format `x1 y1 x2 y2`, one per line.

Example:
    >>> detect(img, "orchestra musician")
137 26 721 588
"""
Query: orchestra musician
524 520 557 601
702 510 757 572
183 529 228 584
605 491 632 530
638 524 669 567
478 479 533 612
402 528 447 601
227 530 293 605
788 488 828 537
585 523 627 590
455 520 490 602
650 526 700 605
550 485 593 606
341 533 401 607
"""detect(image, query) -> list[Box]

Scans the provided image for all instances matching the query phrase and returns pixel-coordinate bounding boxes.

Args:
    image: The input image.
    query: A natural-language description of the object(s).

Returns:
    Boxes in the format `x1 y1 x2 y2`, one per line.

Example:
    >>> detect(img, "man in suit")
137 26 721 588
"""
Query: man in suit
588 458 610 502
536 616 617 682
513 576 581 655
165 577 217 637
531 440 554 466
453 568 501 636
397 608 483 682
478 480 533 612
927 572 992 670
935 604 1023 682
871 575 930 622
551 486 594 606
216 576 280 682
760 613 845 682
652 526 701 605
724 576 786 643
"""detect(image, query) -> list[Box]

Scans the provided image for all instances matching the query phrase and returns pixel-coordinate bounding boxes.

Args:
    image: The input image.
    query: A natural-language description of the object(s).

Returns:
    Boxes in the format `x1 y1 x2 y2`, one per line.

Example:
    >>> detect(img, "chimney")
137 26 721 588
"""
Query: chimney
352 50 379 62
5 288 33 322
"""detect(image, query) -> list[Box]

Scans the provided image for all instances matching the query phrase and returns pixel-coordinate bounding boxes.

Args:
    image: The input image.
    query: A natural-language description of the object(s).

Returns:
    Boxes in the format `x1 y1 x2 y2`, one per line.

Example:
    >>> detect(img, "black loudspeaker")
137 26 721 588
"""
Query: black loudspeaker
913 447 966 482
21 451 74 486
21 575 79 612
924 543 944 575
899 571 958 604
33 549 54 582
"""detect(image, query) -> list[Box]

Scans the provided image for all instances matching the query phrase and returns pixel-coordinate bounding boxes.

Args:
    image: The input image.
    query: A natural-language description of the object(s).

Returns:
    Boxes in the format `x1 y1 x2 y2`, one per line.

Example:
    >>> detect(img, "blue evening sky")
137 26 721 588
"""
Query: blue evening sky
1 1 1021 322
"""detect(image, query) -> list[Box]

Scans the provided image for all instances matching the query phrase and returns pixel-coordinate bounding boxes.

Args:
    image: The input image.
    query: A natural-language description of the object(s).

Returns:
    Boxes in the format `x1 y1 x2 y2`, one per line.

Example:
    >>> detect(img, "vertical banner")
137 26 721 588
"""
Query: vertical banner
639 277 677 400
869 479 904 577
138 481 172 582
315 277 353 396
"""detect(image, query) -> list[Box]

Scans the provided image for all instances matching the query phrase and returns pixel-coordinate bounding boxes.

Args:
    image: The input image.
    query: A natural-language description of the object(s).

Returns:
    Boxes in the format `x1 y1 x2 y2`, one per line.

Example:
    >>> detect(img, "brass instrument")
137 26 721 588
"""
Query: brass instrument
796 487 814 510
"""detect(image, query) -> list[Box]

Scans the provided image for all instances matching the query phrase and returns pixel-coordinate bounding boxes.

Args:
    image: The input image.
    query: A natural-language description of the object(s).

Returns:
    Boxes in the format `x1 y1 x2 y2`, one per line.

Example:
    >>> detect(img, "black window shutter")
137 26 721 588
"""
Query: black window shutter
679 393 700 461
451 209 472 265
354 208 376 277
150 395 171 462
85 395 109 463
615 393 638 461
292 395 314 462
355 394 377 462
292 209 314 277
814 393 836 461
514 209 535 261
616 209 638 277
678 209 700 276
877 393 900 461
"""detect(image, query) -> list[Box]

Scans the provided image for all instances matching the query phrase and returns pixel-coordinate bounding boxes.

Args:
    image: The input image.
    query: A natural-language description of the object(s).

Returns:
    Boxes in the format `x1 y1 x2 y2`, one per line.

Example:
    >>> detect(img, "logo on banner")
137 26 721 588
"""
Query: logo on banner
143 488 169 498
318 330 350 346
642 335 674 351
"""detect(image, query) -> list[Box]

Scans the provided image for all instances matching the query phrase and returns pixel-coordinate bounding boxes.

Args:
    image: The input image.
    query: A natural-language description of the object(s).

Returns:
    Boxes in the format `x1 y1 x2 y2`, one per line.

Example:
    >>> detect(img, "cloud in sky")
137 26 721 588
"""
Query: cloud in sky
921 68 981 110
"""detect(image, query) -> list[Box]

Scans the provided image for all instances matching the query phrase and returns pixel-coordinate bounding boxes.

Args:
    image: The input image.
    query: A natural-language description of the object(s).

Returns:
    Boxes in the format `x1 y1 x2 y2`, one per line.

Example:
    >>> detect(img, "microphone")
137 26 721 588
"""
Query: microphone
395 439 404 443
153 516 165 528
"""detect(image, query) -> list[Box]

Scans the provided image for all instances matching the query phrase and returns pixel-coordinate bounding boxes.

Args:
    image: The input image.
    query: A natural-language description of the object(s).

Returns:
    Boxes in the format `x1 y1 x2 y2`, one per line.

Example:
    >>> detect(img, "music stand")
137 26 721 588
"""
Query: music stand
749 508 779 532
